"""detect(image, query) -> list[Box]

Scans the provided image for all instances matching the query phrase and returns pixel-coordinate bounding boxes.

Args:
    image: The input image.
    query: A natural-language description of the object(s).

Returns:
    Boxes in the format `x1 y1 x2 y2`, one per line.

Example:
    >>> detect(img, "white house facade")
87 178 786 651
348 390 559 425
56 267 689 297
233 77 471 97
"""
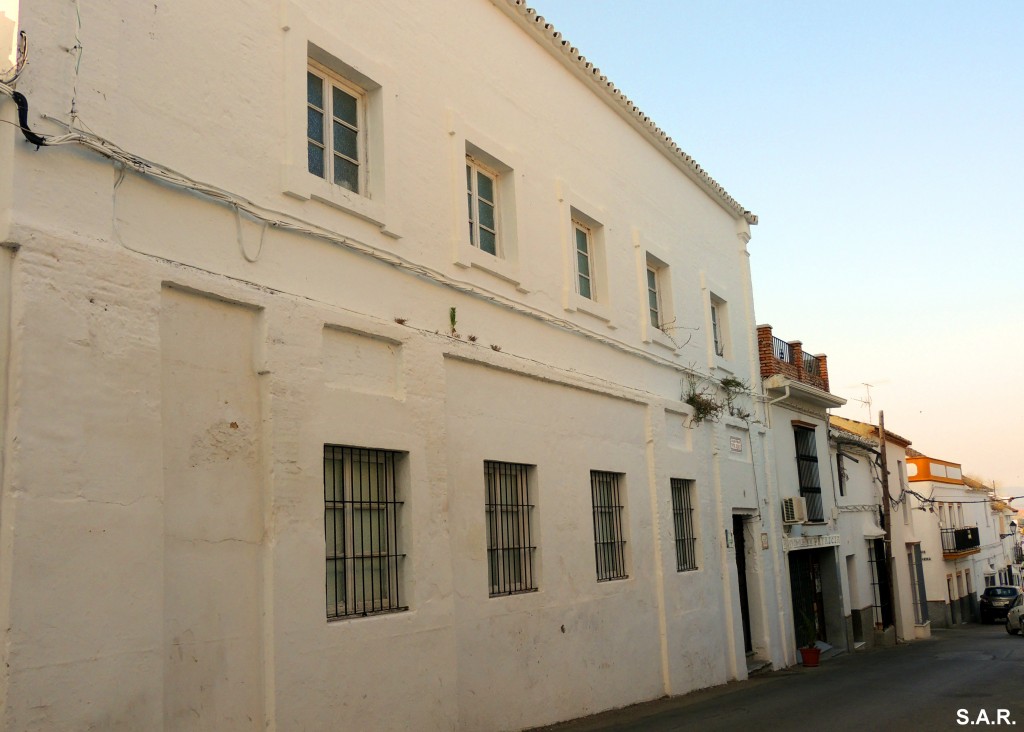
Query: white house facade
0 1 792 729
829 415 930 644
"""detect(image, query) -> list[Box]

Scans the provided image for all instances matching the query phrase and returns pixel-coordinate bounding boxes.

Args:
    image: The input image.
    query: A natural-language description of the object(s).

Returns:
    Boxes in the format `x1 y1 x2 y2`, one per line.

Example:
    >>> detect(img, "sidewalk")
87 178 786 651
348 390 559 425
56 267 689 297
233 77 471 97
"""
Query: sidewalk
526 625 1024 732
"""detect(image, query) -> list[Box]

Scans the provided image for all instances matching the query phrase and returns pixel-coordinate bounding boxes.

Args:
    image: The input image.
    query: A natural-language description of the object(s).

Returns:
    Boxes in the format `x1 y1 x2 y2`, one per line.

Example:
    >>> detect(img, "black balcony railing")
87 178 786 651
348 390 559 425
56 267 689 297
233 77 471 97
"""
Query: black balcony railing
941 526 980 555
1015 546 1023 564
802 352 820 377
773 336 792 363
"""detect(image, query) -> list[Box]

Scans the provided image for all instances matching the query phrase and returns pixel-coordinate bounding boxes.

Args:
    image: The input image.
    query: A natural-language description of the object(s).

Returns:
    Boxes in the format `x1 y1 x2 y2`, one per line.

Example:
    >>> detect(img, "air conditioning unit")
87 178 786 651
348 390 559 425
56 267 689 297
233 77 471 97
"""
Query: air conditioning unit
782 497 808 525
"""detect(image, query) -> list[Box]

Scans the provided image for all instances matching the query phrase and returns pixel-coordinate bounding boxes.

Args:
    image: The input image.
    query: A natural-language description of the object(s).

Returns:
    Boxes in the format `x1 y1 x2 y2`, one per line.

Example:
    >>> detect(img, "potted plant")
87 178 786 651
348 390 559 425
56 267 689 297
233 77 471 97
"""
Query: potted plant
798 610 821 667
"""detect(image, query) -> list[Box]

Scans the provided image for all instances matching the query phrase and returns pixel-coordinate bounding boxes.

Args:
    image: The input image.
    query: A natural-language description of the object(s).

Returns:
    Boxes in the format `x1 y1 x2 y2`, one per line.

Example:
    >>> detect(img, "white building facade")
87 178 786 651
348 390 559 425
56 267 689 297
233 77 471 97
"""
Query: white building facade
905 454 994 627
0 1 792 729
829 416 930 644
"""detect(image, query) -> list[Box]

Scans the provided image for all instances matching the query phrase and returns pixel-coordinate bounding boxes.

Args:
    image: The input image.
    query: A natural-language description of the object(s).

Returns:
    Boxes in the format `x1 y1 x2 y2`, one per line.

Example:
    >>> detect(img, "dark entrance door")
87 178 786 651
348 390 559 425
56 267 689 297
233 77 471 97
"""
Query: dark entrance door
789 549 827 644
733 515 752 653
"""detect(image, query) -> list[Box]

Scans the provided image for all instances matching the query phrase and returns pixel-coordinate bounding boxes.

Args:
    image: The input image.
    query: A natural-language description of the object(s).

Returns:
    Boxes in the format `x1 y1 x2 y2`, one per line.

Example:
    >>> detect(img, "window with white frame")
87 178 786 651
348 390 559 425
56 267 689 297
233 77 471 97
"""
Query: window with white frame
485 461 536 596
574 220 595 300
710 296 727 357
307 61 365 194
591 471 627 581
324 445 405 619
466 157 499 256
646 265 662 329
671 478 697 571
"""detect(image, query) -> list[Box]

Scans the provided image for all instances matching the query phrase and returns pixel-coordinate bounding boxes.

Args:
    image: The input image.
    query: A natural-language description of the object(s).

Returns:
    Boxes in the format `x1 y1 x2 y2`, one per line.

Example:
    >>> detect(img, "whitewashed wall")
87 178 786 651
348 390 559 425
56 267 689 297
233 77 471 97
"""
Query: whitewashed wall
0 0 787 729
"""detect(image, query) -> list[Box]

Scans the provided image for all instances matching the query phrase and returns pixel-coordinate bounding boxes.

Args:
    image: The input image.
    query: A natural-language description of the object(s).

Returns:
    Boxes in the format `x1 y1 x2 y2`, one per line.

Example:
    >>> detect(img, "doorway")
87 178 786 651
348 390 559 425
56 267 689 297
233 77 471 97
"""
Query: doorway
733 515 753 653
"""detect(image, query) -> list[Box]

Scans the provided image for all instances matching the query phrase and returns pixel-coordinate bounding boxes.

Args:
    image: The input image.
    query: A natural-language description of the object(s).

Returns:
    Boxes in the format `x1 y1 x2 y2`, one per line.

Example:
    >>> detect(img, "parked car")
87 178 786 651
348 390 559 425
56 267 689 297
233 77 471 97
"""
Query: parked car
1006 595 1024 635
980 586 1020 623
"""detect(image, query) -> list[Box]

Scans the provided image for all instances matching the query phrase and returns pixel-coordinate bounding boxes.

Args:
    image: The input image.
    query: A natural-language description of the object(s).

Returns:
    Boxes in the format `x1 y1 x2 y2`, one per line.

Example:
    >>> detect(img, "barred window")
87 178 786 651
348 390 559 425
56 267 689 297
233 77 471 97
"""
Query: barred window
324 446 405 619
485 461 536 596
671 478 697 571
794 426 824 522
591 471 627 581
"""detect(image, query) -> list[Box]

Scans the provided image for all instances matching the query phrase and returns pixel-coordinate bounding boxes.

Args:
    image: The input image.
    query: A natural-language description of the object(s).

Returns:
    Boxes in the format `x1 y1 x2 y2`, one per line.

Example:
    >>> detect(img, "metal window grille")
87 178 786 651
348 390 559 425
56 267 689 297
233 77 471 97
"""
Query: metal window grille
324 445 405 620
836 453 846 497
867 538 894 628
868 543 883 626
671 478 697 572
485 461 536 596
907 547 925 624
591 471 627 581
793 426 824 522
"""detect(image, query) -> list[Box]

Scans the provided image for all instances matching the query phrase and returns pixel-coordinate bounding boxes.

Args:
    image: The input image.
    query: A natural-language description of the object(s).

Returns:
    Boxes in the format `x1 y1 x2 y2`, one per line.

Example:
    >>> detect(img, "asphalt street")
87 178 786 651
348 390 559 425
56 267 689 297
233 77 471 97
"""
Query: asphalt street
533 624 1024 732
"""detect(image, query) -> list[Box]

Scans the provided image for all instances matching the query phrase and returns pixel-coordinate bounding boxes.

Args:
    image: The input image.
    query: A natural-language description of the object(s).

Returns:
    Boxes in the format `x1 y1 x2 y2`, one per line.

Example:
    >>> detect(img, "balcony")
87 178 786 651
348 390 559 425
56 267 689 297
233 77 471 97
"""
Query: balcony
1014 546 1023 564
756 325 830 393
941 526 980 559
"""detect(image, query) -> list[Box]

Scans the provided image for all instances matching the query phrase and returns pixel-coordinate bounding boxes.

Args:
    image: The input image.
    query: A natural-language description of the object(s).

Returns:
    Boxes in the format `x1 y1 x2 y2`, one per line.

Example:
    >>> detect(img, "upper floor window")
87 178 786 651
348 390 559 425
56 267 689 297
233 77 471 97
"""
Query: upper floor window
793 426 824 522
307 62 364 194
574 220 595 300
467 157 498 256
710 297 727 357
647 265 662 329
324 445 405 619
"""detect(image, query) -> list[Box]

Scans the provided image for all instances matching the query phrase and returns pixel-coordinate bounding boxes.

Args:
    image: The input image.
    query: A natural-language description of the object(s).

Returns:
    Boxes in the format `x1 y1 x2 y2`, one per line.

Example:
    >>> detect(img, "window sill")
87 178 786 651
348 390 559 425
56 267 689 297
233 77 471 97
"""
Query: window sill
646 327 679 353
566 291 615 327
284 171 401 238
454 241 526 291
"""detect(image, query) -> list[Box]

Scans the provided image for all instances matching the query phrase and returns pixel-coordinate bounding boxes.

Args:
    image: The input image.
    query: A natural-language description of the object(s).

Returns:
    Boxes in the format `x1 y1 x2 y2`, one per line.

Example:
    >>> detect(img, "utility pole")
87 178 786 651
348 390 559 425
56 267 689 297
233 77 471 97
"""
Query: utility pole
878 411 897 630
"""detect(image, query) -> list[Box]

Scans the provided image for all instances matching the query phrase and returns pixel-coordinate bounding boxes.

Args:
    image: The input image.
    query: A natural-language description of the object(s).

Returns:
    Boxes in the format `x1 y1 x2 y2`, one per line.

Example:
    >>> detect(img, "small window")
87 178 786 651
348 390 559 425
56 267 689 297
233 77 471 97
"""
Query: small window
671 479 697 572
466 158 499 256
574 221 595 300
324 445 405 619
794 426 824 522
485 461 537 596
710 298 726 357
837 453 847 497
591 471 627 581
307 62 364 194
647 266 661 329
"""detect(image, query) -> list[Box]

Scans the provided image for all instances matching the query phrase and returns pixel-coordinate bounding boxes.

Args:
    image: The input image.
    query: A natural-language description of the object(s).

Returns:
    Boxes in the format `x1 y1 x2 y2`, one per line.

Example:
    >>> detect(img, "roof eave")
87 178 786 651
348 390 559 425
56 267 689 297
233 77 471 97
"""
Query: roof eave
765 374 846 409
493 0 757 225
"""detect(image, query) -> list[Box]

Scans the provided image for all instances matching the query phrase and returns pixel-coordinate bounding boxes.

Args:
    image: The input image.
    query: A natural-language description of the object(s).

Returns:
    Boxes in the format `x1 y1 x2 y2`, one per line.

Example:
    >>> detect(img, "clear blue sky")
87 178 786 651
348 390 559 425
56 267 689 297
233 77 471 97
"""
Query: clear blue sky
536 0 1024 491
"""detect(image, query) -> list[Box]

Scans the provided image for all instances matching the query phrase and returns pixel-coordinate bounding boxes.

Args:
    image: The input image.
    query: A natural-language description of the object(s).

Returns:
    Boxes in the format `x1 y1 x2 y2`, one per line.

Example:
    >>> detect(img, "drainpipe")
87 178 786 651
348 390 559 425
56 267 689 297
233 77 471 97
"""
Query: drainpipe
764 384 791 429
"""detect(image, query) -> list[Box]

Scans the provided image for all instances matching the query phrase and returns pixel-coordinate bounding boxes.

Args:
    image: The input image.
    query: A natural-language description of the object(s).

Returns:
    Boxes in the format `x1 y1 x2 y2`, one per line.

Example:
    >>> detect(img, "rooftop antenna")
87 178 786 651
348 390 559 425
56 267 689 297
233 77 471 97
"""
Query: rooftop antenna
850 382 874 423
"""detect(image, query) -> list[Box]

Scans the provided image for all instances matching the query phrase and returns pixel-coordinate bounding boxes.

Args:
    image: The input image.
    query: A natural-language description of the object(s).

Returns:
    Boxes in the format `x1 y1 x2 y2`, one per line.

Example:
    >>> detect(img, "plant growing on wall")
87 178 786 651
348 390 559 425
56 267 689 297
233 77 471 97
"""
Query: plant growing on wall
448 307 459 338
720 376 752 420
682 372 724 426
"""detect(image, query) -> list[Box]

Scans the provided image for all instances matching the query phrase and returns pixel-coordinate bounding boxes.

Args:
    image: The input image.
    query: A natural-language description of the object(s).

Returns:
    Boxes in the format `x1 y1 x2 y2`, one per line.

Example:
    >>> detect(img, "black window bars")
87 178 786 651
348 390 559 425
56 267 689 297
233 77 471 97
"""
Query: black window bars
591 471 627 581
324 446 405 619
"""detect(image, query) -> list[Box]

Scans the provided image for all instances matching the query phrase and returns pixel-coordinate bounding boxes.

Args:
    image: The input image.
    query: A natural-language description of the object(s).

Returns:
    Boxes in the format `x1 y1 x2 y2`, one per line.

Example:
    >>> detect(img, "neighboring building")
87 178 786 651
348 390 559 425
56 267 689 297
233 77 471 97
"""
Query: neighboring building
0 1 791 729
904 451 992 627
757 325 849 660
829 415 930 644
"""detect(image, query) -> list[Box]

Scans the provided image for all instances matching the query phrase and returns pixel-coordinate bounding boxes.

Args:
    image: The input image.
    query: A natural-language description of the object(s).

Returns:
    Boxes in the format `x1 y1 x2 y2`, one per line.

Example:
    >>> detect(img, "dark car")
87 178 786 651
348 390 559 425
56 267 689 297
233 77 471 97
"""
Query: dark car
980 586 1020 623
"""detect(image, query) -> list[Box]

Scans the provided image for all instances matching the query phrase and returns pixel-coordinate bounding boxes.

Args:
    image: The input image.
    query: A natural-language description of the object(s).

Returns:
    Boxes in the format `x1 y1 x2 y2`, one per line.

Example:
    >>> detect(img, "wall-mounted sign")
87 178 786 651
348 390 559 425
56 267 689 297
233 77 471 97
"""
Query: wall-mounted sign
730 436 743 452
783 534 841 552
